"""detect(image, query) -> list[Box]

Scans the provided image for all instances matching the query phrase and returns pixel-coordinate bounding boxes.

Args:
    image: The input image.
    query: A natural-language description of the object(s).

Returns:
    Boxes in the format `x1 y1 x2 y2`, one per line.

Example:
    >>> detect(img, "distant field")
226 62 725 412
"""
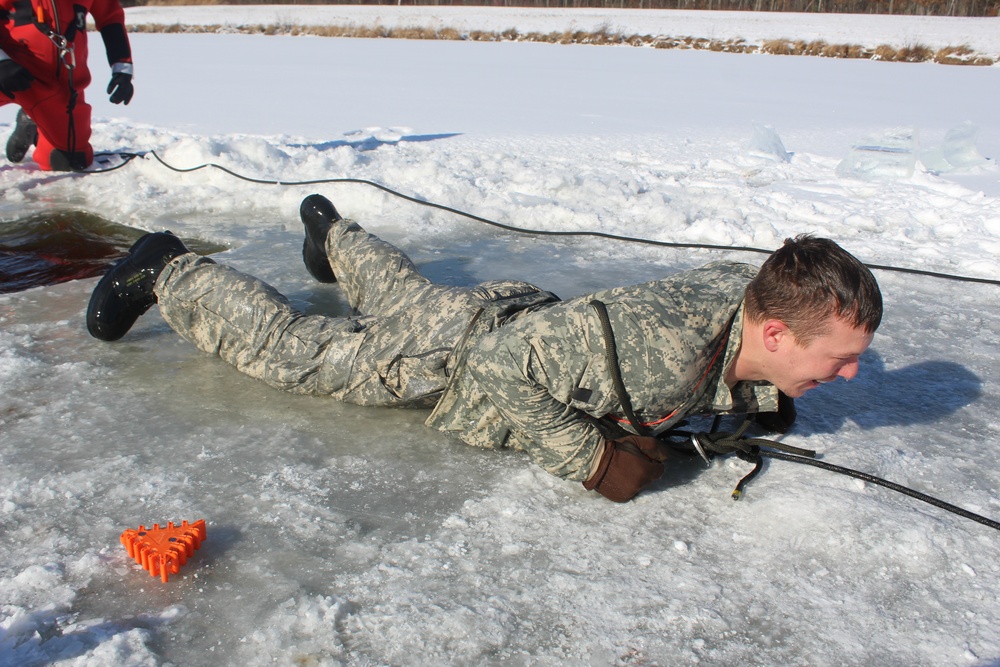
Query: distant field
130 0 998 19
126 21 995 66
123 5 999 66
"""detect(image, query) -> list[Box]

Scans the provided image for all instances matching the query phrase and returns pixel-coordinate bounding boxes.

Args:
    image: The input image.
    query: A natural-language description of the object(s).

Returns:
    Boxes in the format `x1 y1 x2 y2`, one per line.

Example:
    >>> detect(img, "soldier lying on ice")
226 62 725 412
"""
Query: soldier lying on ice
85 194 882 502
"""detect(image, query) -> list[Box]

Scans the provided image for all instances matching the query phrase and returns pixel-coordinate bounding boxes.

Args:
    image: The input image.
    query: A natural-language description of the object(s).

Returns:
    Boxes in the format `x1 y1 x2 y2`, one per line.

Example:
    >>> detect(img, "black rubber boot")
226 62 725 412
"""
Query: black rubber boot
299 194 341 283
48 148 89 172
86 232 190 341
6 109 37 163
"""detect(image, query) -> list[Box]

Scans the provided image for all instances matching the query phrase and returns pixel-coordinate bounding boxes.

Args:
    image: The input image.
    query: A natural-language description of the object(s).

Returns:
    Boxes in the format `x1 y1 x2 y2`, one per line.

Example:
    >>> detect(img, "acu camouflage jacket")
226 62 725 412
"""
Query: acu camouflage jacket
426 260 779 481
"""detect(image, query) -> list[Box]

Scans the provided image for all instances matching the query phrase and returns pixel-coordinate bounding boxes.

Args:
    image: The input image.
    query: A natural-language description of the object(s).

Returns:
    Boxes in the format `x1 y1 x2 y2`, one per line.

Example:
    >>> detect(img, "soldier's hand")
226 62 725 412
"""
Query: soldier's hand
583 435 671 502
616 434 673 462
0 58 34 99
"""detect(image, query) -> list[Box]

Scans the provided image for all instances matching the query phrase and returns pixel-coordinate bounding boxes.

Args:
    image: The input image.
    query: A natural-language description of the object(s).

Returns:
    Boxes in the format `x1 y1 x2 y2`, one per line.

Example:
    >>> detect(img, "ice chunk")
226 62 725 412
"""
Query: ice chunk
748 123 791 162
836 127 918 180
919 122 990 173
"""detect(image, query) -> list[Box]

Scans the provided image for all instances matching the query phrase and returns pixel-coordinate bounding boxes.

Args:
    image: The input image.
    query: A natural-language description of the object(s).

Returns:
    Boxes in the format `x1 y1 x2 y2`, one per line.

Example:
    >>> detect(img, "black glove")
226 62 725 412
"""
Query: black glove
0 58 34 99
107 71 133 105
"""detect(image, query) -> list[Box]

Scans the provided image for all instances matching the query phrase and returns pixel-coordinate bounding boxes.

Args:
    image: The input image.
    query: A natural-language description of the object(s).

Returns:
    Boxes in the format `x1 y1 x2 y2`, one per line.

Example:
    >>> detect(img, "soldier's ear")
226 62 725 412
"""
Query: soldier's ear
761 319 791 353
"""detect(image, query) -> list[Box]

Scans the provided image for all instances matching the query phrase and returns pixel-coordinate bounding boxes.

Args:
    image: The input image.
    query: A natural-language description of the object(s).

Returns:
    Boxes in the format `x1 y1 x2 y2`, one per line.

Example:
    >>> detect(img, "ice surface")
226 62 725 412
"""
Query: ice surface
1 8 1000 667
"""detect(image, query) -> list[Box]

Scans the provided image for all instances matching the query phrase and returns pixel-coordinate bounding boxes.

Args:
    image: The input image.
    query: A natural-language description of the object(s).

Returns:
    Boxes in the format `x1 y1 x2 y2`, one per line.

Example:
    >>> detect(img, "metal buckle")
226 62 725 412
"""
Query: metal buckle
690 434 712 467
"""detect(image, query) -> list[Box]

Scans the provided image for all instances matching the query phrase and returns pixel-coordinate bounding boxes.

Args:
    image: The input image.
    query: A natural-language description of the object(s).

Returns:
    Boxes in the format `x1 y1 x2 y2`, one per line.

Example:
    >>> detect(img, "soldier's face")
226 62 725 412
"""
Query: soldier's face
766 316 874 398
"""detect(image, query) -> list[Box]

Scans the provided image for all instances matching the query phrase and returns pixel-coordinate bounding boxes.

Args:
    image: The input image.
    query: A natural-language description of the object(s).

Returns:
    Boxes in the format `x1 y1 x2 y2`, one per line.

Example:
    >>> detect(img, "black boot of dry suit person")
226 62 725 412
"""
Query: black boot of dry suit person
299 193 342 284
86 231 190 342
5 109 37 163
48 148 89 172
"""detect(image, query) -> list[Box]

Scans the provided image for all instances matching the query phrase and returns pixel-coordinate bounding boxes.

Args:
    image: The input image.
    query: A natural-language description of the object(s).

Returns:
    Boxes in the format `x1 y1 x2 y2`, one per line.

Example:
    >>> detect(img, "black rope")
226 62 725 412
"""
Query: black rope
88 151 142 173
682 421 816 500
758 449 1000 532
38 0 80 166
73 150 1000 288
733 452 764 500
676 424 1000 532
65 73 77 159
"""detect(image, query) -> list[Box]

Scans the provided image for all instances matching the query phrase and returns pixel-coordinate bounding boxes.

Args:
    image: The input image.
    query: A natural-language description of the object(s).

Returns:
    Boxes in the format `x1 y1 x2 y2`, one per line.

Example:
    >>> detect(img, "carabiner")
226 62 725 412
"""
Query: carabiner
46 33 76 71
690 434 713 467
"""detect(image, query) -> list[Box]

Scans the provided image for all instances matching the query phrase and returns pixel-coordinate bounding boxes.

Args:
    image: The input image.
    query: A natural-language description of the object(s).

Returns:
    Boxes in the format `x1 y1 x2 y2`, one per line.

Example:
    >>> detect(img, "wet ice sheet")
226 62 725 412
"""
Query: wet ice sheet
2 10 1000 667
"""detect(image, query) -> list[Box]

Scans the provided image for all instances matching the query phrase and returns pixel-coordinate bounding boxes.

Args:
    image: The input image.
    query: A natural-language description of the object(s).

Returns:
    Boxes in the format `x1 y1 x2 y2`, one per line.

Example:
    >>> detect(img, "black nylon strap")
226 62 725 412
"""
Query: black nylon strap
589 299 651 437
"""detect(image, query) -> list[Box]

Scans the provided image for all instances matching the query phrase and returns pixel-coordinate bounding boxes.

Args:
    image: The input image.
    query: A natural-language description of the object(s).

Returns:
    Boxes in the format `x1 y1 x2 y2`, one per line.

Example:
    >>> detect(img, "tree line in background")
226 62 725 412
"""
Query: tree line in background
123 0 999 18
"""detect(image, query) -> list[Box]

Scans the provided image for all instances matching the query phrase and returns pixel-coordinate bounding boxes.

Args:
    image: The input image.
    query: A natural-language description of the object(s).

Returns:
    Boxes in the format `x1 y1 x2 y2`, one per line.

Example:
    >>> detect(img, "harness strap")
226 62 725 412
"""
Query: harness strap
589 299 650 436
590 298 731 434
588 298 806 498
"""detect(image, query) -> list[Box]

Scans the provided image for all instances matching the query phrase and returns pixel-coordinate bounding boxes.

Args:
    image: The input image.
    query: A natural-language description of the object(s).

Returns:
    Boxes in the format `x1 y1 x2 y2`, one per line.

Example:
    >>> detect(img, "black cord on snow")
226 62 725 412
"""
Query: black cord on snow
758 449 1000 532
80 149 1000 288
673 425 1000 532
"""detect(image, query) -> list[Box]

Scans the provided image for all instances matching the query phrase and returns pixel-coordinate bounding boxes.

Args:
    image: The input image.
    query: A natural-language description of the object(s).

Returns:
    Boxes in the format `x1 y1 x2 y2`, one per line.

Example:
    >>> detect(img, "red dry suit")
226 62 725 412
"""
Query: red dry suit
0 0 131 170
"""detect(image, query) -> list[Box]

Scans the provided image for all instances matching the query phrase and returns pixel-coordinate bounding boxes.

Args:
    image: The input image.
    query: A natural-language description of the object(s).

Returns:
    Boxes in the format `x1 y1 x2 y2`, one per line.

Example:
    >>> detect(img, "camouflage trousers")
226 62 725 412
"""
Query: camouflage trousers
154 219 542 407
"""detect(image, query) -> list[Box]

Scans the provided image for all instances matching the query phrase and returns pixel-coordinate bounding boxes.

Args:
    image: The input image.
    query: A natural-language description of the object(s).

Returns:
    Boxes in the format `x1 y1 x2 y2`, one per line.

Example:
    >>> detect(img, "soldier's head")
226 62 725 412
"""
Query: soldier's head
741 235 882 397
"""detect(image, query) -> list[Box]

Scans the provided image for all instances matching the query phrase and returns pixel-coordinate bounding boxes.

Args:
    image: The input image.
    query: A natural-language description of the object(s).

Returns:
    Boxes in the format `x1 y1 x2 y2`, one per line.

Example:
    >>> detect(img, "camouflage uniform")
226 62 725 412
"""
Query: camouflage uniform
428 262 778 480
155 217 777 482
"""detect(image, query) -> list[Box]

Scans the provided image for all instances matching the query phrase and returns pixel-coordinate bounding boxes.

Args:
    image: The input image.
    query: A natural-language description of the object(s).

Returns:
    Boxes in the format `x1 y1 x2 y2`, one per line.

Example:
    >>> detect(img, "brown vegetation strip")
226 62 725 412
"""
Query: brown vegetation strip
128 22 995 66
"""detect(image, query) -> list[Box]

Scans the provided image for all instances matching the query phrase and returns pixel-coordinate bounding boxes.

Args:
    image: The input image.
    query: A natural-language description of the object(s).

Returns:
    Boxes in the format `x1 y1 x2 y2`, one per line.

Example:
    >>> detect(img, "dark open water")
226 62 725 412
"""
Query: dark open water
0 211 223 293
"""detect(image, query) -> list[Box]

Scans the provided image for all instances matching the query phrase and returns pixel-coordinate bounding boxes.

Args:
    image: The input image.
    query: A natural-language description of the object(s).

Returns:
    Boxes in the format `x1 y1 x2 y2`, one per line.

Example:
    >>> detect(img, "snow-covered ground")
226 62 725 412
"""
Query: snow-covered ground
2 6 1000 667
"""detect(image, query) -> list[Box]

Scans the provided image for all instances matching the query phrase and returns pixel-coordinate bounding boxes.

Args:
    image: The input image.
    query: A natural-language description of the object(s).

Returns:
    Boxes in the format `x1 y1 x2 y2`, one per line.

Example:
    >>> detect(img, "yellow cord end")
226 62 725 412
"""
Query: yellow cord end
731 489 742 501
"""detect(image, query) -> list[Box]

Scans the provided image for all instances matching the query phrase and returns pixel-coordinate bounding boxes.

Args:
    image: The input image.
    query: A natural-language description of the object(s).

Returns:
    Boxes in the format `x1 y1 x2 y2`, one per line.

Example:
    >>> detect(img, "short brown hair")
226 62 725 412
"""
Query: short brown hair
744 235 882 343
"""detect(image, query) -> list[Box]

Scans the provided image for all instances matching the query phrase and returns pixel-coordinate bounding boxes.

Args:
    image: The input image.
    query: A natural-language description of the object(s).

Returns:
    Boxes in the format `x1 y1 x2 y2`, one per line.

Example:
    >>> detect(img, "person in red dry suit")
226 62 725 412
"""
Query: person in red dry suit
0 0 133 171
